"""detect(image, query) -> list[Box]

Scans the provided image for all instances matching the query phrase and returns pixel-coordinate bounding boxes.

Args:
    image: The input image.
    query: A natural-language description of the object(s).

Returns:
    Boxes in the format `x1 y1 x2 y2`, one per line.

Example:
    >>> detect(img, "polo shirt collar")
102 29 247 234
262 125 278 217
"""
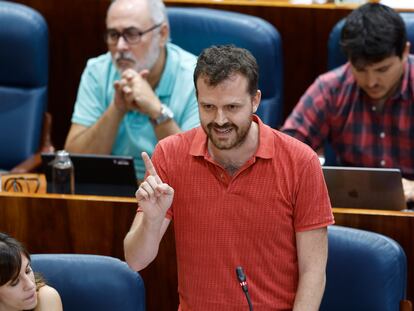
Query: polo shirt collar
189 115 274 159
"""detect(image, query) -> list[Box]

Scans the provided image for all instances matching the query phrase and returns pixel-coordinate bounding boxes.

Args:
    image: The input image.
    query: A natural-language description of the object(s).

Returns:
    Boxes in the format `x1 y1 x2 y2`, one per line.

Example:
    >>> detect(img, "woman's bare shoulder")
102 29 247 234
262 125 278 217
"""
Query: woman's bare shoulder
35 285 63 311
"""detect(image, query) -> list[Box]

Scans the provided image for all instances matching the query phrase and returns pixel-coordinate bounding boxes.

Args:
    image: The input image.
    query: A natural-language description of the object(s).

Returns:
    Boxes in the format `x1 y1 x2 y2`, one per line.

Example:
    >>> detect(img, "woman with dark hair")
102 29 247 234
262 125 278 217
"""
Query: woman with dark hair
0 233 62 311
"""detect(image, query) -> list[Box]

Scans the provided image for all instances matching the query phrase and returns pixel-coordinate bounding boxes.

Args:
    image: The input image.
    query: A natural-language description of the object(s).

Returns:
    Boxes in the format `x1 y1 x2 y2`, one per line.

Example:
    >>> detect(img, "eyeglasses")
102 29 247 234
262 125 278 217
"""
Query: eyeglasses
105 24 162 45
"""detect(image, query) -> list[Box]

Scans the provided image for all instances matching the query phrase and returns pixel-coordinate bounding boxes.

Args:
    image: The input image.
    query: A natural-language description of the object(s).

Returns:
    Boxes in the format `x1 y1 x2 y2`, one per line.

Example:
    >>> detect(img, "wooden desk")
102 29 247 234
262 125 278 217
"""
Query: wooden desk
1 192 413 310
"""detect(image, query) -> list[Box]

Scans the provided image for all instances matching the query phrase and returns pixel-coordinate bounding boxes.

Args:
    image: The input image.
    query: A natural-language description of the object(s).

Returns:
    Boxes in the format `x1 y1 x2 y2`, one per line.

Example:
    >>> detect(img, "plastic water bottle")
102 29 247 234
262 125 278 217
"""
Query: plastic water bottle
51 150 75 194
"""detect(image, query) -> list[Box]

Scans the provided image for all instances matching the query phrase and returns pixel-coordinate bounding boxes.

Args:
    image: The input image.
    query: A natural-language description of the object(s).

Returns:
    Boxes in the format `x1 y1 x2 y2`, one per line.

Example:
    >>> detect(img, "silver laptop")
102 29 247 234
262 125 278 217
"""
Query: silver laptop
322 166 406 211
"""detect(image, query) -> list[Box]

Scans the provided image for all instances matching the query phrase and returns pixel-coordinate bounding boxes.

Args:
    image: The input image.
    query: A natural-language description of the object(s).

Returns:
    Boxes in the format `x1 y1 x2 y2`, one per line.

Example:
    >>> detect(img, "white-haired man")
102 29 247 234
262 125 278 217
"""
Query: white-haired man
65 0 199 180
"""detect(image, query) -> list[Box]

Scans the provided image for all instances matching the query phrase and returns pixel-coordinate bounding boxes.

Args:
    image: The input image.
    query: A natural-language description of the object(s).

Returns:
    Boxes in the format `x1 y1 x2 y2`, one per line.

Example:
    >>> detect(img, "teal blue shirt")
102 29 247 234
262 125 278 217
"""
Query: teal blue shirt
71 43 199 179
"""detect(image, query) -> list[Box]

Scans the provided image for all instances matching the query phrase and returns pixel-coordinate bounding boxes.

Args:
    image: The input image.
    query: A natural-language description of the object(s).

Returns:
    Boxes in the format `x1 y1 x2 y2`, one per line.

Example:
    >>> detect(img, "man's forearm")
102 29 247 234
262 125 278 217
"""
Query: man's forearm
124 213 167 271
153 118 181 141
292 271 326 311
402 178 414 202
293 228 328 311
65 103 125 154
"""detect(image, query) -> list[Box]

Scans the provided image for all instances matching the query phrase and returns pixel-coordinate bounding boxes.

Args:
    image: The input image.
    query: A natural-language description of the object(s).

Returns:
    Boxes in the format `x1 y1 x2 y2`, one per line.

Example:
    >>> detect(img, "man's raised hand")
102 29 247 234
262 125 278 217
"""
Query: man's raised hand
136 152 174 222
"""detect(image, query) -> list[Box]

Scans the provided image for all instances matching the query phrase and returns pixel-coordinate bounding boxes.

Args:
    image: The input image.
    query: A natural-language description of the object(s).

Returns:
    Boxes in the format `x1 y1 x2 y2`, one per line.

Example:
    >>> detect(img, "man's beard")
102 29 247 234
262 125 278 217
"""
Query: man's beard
204 120 252 150
113 34 161 73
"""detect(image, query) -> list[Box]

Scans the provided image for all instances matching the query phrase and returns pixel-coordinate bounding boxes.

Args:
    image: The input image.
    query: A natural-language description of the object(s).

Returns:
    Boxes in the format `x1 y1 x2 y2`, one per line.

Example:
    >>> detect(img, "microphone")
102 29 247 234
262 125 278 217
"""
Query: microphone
236 266 253 311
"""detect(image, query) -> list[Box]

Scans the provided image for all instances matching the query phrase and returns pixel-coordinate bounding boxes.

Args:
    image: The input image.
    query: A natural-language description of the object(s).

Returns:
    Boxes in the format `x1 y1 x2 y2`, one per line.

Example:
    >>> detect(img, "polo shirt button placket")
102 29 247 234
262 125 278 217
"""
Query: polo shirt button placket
219 172 227 184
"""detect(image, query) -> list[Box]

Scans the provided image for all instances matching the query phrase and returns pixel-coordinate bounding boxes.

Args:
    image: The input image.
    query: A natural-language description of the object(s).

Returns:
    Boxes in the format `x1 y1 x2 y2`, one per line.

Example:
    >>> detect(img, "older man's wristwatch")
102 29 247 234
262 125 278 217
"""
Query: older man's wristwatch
150 104 174 126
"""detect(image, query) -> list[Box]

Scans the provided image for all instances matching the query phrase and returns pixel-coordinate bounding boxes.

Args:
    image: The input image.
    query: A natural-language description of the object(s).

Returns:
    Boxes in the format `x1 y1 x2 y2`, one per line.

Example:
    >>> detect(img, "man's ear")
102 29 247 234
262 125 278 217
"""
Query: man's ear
159 22 169 47
252 90 261 114
403 41 410 61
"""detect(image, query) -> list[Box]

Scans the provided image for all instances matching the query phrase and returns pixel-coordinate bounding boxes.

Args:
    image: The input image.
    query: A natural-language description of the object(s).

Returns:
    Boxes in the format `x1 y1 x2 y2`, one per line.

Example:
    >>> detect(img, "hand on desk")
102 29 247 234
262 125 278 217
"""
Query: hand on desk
402 178 414 203
136 152 174 222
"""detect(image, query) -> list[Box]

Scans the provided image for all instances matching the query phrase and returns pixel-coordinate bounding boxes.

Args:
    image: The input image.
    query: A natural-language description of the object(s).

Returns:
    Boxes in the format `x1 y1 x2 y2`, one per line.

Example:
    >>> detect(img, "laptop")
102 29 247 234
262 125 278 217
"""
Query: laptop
322 166 407 211
41 152 138 197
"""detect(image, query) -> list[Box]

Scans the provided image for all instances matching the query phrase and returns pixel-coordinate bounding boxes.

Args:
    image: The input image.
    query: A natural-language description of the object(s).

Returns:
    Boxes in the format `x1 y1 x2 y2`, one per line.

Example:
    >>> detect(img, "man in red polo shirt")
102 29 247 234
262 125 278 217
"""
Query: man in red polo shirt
124 45 334 310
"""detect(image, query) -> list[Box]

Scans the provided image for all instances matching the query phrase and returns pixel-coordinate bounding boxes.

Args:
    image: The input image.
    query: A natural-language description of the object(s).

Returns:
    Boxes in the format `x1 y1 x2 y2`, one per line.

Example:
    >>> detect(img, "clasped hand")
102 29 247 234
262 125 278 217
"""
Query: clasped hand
113 69 161 117
136 152 174 222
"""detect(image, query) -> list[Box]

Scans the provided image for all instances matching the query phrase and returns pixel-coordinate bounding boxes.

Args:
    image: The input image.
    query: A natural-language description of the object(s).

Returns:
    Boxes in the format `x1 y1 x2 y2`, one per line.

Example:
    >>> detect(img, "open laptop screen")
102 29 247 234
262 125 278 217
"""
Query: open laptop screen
322 166 406 211
41 152 137 197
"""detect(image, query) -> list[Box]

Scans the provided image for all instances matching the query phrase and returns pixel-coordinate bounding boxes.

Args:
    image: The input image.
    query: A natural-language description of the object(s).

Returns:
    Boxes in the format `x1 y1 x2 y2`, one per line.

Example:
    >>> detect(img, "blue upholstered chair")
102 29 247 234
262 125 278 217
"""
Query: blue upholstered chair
0 1 49 170
31 254 146 311
167 7 283 128
324 12 414 165
320 226 411 311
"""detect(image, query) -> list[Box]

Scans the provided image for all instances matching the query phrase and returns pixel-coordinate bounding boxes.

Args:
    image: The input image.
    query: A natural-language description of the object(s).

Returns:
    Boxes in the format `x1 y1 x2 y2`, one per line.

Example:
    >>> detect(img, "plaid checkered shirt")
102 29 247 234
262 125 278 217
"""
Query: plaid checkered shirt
282 55 414 179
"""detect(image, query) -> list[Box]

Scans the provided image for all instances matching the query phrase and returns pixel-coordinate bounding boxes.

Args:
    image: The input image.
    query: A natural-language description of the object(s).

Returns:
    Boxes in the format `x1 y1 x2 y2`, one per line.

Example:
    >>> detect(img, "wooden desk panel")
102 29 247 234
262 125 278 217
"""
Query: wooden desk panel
0 193 134 255
1 192 413 310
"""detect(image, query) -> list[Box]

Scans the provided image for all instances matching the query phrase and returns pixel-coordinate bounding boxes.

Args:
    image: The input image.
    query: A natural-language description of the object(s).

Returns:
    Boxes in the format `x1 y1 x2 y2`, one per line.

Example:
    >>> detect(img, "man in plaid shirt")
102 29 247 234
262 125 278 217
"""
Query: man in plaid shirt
282 3 414 203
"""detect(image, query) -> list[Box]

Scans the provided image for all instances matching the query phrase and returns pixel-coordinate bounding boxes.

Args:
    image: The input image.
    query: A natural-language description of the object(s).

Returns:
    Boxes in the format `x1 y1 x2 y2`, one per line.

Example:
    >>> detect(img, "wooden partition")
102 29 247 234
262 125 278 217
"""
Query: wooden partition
1 192 414 310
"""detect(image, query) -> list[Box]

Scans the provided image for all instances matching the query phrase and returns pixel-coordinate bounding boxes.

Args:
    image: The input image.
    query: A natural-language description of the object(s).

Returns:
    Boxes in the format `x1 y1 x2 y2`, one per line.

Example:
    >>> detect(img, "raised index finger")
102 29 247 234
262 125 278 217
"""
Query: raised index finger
142 152 162 182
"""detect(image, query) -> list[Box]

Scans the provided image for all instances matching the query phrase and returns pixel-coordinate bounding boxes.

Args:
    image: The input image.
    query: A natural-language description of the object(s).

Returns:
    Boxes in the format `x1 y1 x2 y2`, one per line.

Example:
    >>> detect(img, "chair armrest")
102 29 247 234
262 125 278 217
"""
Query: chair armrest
10 112 54 173
10 153 42 173
401 300 413 311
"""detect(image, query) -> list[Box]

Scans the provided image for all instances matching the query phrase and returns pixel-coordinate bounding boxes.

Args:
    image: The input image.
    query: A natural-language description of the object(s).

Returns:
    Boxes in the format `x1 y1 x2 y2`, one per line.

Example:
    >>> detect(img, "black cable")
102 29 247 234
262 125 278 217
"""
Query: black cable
243 288 253 311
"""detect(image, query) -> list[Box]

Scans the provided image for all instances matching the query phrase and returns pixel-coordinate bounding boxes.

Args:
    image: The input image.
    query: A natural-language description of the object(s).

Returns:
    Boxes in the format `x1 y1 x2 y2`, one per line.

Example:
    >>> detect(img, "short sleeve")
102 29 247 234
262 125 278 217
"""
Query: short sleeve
282 76 333 150
293 153 334 232
71 58 109 126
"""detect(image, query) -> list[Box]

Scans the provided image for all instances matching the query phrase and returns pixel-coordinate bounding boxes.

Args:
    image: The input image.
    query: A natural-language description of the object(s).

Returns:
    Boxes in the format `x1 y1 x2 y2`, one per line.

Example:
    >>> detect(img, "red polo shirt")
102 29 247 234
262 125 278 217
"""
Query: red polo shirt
152 115 334 311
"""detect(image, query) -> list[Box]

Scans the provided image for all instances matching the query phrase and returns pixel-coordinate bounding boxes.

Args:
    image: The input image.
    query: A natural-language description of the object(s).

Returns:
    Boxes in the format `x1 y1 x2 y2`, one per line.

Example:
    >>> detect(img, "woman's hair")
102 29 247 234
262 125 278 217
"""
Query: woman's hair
0 233 44 289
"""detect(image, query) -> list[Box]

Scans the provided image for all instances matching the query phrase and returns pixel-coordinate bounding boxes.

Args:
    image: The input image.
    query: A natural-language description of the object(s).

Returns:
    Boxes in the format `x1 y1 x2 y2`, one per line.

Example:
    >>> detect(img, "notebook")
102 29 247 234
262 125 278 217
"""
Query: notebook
322 166 406 211
41 152 137 197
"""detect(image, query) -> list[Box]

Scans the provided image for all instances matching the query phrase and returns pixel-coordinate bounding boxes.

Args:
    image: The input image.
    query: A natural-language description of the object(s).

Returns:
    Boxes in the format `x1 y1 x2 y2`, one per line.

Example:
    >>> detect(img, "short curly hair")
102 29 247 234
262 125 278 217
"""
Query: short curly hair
194 45 259 97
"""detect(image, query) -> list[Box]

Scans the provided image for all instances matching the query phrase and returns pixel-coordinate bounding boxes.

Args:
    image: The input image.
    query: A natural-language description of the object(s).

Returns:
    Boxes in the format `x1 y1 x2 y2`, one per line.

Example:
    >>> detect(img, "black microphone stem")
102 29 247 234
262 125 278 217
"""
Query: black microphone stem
236 266 253 311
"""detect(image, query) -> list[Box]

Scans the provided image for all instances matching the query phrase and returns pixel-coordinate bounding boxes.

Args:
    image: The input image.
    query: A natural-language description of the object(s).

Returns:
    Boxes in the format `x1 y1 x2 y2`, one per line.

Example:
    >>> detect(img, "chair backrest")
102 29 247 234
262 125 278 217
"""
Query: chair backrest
0 1 48 170
320 226 408 311
31 254 145 311
327 12 414 70
167 7 283 128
